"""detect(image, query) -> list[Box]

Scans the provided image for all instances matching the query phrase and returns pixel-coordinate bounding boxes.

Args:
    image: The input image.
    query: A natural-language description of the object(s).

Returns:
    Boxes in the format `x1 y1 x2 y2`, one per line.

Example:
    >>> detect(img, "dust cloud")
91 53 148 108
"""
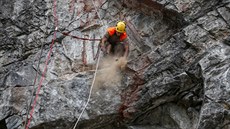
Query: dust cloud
93 57 127 91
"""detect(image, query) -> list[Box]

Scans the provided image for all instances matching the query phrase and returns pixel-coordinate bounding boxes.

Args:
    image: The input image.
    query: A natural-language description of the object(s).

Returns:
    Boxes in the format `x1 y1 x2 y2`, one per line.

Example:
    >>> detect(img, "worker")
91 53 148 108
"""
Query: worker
100 21 129 59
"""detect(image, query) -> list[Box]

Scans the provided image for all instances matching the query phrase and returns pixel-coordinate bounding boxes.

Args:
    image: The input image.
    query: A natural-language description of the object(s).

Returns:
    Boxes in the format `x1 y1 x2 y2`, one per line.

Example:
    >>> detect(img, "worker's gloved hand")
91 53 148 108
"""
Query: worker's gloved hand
100 45 105 51
100 45 107 55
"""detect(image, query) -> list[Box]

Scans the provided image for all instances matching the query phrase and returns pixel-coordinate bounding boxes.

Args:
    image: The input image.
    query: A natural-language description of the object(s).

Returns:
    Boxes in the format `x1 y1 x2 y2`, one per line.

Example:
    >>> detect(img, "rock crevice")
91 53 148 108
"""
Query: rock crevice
0 0 230 129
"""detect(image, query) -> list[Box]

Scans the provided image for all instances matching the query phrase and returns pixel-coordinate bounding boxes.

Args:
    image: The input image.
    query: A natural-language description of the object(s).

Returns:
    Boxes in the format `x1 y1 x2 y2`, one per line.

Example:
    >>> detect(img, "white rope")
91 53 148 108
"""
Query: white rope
72 0 105 128
72 51 101 129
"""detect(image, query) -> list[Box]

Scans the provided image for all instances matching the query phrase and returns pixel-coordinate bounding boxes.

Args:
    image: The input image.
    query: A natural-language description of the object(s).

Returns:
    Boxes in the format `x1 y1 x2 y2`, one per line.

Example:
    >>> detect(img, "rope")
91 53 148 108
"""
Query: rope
62 32 101 60
62 32 101 41
72 52 101 129
72 0 104 128
93 41 101 61
90 34 100 61
24 42 44 129
82 36 87 65
24 0 102 128
25 0 58 128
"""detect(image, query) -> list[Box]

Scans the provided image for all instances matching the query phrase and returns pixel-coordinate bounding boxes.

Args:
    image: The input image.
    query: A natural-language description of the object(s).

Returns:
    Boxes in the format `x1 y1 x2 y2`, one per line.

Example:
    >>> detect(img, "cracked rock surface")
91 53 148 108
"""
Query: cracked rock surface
0 0 230 129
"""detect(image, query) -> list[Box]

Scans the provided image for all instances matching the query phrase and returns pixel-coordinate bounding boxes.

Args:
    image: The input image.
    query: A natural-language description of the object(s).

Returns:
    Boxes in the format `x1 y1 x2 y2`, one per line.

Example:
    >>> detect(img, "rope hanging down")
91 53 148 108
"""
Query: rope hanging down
24 42 44 129
62 32 101 62
82 36 87 65
25 0 102 128
25 0 58 128
72 0 104 128
92 35 101 60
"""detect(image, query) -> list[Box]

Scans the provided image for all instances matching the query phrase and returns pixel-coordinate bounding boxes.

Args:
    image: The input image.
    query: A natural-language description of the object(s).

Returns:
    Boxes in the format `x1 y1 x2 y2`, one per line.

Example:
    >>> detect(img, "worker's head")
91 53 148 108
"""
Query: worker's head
116 21 126 35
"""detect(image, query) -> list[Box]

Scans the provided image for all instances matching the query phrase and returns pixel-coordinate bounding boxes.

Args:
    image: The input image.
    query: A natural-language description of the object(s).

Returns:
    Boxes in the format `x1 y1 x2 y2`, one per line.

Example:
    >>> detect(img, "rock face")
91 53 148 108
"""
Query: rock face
0 0 230 129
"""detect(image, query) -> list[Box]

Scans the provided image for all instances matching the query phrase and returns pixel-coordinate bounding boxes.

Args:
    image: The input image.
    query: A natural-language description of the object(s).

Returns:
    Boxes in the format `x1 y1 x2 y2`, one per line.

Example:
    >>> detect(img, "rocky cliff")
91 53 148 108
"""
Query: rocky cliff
0 0 230 129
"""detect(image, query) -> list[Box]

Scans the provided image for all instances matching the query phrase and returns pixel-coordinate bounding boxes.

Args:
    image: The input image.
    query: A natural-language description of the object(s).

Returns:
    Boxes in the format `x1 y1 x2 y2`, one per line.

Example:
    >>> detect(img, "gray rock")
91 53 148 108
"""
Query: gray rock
218 6 230 25
197 12 227 33
6 115 22 129
198 44 230 129
4 66 36 87
1 0 230 129
183 24 208 44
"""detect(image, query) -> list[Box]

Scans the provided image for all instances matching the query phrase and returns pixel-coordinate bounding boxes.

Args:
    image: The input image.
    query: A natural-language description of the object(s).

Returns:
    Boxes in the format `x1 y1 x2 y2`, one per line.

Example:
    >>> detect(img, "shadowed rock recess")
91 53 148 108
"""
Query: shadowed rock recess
0 0 230 129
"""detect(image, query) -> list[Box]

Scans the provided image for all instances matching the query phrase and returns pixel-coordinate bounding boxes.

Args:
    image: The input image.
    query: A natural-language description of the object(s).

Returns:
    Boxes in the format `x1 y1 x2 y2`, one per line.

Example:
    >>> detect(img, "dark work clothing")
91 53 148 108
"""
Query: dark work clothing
104 32 128 45
103 32 128 57
108 42 125 57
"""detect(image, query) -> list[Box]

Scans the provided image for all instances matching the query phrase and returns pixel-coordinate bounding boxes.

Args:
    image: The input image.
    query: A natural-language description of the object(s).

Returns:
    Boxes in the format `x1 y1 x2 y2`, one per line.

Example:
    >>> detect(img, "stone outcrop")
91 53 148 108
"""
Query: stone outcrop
0 0 230 129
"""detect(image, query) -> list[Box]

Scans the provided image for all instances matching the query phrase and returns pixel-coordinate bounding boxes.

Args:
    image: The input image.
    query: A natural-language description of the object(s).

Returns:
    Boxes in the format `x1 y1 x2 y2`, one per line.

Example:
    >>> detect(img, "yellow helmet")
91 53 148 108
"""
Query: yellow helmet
116 21 126 33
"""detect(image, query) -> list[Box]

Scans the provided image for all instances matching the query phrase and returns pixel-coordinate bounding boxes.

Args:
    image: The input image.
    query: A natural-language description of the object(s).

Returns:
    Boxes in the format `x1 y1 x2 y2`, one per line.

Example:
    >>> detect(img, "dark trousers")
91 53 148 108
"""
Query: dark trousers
106 42 125 57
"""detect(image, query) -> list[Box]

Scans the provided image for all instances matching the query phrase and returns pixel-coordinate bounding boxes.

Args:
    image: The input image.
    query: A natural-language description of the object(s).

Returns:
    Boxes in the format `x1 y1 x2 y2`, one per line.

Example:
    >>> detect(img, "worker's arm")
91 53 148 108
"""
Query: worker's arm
101 36 107 48
100 33 109 52
100 37 107 52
